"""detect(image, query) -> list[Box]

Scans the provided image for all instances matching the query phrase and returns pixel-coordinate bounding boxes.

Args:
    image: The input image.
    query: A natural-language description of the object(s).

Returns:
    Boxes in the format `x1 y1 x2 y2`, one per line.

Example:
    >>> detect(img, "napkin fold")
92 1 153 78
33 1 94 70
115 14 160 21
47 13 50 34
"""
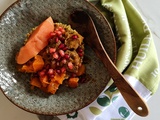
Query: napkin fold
56 0 160 119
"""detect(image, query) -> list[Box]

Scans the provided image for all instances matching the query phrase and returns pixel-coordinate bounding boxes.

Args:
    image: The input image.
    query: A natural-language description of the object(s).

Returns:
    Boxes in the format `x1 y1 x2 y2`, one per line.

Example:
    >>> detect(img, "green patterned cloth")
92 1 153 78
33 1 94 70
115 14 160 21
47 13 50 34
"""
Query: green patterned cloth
57 0 160 119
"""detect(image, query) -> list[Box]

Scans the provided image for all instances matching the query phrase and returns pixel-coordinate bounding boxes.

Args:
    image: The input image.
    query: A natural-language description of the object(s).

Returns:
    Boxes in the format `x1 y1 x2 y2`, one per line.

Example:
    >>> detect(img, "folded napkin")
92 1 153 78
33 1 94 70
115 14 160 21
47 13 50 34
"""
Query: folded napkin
56 0 160 119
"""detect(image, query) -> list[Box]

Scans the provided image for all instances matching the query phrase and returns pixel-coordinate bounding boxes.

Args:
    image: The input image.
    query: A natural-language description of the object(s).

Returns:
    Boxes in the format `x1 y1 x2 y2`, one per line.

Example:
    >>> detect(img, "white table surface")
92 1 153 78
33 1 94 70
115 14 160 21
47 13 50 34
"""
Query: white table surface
0 0 160 120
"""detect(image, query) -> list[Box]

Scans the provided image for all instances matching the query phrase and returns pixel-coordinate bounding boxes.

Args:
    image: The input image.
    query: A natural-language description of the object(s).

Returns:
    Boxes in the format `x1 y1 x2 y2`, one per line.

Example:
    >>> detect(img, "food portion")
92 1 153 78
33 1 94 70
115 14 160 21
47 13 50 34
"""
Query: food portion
16 17 85 94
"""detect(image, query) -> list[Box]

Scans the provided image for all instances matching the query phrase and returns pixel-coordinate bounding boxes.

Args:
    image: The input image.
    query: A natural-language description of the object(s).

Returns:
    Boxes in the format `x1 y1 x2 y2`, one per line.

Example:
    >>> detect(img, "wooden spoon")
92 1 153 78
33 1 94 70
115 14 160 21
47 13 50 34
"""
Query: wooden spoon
68 10 149 116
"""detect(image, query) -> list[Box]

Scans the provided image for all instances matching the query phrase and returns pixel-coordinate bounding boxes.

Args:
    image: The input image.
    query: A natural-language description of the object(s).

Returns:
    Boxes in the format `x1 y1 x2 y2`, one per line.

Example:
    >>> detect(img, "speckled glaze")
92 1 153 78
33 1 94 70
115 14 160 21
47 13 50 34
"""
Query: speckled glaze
0 0 116 115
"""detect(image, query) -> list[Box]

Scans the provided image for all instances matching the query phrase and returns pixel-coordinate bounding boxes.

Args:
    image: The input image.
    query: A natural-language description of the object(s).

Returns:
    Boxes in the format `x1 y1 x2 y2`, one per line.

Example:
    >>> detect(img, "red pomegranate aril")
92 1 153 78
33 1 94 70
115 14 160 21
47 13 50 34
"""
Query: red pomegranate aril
39 71 45 77
78 63 82 67
59 50 65 57
57 56 62 61
77 48 83 53
58 43 65 49
62 46 68 51
58 27 65 33
45 64 50 70
56 62 60 66
68 62 73 69
61 67 66 73
64 54 70 59
71 73 77 77
49 48 56 53
61 58 67 64
58 26 63 30
54 30 58 34
58 35 63 39
61 29 65 33
72 35 78 39
78 52 83 57
48 38 53 42
48 68 54 75
56 69 61 74
50 74 55 78
55 37 59 43
56 31 62 36
55 28 59 31
50 32 56 37
53 52 59 59
60 37 65 42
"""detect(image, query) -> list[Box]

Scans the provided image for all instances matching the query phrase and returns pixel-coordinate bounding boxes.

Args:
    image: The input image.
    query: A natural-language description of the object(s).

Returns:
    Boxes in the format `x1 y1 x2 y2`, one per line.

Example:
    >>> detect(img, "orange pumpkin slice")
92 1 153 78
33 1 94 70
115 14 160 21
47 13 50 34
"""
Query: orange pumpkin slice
16 16 54 64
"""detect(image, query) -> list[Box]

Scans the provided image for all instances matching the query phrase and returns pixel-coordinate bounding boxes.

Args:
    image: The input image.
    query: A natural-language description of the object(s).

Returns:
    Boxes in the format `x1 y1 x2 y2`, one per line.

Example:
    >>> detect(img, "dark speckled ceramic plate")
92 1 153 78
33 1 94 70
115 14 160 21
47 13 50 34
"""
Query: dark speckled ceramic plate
0 0 116 115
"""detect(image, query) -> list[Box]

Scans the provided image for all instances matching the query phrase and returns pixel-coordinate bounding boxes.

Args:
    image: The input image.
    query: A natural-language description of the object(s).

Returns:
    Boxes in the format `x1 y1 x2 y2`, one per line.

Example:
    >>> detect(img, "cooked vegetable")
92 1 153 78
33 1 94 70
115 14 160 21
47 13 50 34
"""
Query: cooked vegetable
30 77 41 88
16 17 54 64
76 64 85 76
32 55 45 72
19 55 44 72
68 77 79 88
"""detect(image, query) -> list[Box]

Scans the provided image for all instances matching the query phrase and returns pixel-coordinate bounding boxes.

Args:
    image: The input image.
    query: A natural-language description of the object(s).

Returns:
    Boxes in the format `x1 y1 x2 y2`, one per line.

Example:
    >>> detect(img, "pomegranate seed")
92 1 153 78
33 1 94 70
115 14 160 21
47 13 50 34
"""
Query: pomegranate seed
39 71 45 77
50 32 56 37
60 38 65 42
58 26 63 30
53 52 59 59
61 67 66 73
56 31 62 36
71 73 77 77
57 56 62 61
61 58 67 64
48 38 53 42
77 48 83 53
68 62 73 69
55 37 59 43
50 74 55 78
49 48 56 53
64 54 70 59
58 34 62 38
59 34 64 39
78 52 83 57
48 68 54 75
56 62 60 66
55 28 59 31
59 50 65 57
78 63 82 67
61 29 65 33
62 46 68 51
45 64 50 70
58 43 65 49
56 69 61 74
43 69 47 72
72 35 78 39
54 30 58 34
58 27 65 33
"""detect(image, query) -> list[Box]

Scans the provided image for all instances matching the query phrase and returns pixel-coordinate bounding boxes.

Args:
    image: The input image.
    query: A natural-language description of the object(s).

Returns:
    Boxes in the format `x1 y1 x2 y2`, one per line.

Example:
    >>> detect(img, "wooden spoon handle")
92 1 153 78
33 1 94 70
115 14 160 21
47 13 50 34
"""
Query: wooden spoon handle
69 9 149 116
89 35 149 116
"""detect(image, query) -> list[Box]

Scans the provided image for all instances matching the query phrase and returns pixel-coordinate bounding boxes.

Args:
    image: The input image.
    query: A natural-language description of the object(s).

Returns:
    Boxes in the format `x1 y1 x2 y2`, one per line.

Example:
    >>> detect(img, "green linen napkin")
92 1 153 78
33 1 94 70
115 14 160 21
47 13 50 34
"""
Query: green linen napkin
94 0 160 94
57 0 160 119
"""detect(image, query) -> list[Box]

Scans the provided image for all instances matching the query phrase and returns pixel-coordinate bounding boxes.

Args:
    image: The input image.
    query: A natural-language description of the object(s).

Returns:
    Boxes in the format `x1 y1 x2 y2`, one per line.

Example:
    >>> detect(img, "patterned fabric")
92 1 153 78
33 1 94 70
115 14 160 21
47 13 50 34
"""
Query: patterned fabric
55 0 160 119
